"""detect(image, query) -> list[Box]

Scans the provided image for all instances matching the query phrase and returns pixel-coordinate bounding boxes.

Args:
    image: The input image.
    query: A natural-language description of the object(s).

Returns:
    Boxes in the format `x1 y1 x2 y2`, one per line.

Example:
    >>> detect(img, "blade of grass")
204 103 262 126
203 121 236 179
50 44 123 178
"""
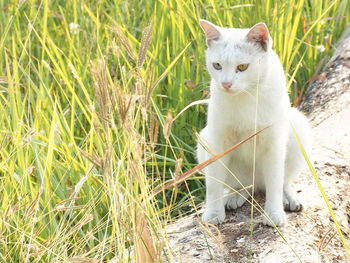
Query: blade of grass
293 127 350 258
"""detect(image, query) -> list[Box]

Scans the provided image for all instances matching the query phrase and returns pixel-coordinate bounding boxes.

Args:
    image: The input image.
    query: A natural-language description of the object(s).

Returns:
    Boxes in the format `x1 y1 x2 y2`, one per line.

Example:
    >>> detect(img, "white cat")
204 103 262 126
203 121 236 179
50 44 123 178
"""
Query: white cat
197 20 311 226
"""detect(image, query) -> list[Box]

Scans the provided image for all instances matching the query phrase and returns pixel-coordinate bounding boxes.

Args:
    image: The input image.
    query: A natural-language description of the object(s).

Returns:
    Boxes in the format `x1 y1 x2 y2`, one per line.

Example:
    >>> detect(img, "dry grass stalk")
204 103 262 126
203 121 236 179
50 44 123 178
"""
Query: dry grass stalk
68 63 80 81
66 214 94 237
134 71 146 102
135 212 158 263
91 59 114 177
173 158 183 178
149 114 159 148
55 205 85 211
162 99 209 141
199 223 225 254
318 227 337 251
66 257 98 263
112 84 134 124
102 145 112 177
144 66 156 107
111 25 136 61
91 59 111 131
24 191 40 217
79 149 103 169
24 244 43 257
138 21 153 68
162 112 173 141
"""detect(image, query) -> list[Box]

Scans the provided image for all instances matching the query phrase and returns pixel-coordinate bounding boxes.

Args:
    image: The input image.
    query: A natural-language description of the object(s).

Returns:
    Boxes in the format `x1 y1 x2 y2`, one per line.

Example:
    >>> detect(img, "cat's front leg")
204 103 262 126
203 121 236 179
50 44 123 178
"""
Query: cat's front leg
197 129 227 224
260 132 287 227
201 159 228 224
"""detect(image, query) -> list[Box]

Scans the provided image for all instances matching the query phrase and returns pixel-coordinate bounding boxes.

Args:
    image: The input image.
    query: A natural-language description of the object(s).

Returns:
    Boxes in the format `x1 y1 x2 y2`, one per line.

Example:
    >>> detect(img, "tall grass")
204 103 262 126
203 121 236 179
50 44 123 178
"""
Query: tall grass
0 0 349 262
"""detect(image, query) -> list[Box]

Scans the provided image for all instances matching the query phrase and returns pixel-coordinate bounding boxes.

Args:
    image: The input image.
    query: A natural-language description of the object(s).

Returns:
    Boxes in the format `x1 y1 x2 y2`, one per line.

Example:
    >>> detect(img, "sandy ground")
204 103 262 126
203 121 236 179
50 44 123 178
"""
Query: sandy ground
165 27 350 263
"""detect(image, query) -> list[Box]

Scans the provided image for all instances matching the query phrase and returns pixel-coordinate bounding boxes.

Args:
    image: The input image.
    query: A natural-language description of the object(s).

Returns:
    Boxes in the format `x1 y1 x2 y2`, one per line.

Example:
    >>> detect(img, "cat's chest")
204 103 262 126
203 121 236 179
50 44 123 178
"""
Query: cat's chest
208 101 269 131
221 126 247 142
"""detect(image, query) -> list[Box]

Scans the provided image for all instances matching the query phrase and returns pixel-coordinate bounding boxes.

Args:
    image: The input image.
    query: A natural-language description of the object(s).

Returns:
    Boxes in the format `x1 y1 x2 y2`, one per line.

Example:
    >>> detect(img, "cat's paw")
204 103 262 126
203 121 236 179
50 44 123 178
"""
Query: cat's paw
201 208 225 224
283 195 303 212
225 193 247 210
263 209 286 227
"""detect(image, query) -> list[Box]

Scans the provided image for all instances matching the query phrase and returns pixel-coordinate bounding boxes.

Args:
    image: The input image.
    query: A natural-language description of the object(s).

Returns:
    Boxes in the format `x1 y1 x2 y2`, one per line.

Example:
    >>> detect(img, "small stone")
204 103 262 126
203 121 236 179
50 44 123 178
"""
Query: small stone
193 252 200 257
179 237 190 243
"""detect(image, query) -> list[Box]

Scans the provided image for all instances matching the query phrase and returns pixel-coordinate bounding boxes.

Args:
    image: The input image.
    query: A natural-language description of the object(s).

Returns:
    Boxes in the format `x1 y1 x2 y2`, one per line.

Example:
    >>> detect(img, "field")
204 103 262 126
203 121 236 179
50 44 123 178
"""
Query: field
0 0 349 262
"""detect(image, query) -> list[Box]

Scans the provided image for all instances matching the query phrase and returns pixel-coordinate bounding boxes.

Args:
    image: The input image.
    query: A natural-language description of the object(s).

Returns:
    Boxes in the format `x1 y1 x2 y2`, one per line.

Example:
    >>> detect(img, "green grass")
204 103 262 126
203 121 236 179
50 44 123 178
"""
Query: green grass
0 0 349 262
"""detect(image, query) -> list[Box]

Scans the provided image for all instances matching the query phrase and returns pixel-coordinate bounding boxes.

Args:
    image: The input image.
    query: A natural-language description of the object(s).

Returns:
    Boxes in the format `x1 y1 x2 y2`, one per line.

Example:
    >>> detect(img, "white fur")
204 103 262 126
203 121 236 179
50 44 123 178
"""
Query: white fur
197 21 311 226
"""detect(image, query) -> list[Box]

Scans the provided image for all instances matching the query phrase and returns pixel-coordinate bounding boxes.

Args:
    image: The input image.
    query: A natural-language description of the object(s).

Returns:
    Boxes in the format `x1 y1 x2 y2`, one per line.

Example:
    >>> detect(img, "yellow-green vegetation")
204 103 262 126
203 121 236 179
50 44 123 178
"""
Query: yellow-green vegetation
0 0 349 262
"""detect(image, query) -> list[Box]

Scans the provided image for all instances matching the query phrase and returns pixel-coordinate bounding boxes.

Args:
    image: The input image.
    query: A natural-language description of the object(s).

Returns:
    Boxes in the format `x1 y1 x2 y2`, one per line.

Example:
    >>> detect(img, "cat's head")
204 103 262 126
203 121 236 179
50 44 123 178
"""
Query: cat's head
199 20 272 94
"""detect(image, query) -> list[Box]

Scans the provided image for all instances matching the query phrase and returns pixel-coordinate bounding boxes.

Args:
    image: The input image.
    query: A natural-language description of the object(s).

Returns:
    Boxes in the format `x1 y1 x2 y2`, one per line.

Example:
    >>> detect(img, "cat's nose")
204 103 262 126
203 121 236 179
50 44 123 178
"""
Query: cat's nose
222 82 232 90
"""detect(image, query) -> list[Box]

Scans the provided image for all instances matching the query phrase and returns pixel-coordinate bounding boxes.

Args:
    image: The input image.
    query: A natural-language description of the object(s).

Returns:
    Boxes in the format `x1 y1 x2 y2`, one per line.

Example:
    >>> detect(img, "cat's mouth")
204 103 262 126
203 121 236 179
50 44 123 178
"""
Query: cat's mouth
220 87 235 94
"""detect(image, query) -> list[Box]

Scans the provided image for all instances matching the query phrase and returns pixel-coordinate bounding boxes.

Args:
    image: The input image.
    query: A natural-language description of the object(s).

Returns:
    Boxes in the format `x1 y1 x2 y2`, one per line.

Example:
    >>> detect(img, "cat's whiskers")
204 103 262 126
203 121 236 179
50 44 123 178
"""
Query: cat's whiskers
228 89 252 98
249 82 274 90
239 89 255 99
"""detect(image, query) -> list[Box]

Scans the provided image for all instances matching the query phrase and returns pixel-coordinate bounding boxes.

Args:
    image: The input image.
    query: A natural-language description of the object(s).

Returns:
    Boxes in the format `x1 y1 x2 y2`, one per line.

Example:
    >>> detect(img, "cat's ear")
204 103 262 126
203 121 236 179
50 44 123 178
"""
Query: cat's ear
246 23 270 51
199 19 221 46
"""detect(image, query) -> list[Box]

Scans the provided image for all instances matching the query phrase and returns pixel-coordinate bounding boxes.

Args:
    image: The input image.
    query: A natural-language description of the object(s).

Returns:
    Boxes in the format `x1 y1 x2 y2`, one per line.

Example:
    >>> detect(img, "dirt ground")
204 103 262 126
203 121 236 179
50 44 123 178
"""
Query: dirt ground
165 27 350 263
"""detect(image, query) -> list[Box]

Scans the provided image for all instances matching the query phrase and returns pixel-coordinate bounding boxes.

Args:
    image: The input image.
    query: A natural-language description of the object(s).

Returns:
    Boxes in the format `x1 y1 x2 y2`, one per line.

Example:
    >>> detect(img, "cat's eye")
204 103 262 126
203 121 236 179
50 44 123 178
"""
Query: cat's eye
212 63 222 70
237 64 249 72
